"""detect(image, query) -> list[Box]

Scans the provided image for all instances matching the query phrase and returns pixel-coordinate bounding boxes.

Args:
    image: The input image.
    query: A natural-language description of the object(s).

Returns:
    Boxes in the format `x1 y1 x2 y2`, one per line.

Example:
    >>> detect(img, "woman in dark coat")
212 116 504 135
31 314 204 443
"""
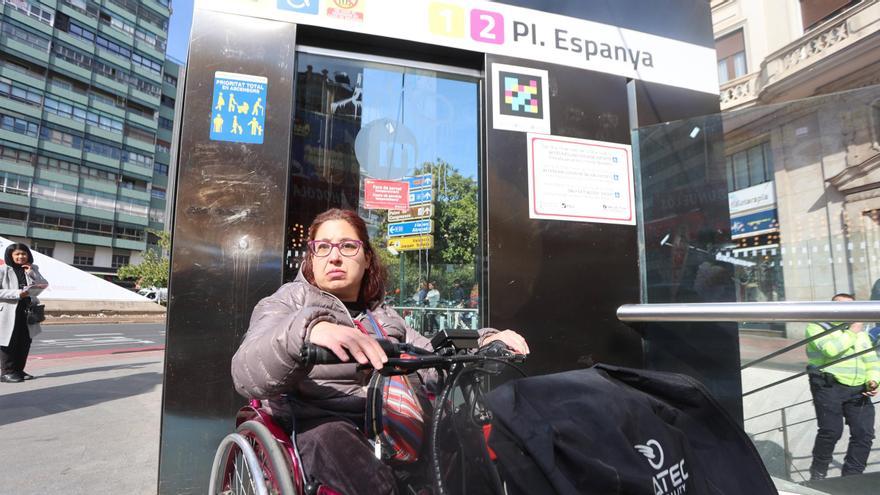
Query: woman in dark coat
0 243 48 383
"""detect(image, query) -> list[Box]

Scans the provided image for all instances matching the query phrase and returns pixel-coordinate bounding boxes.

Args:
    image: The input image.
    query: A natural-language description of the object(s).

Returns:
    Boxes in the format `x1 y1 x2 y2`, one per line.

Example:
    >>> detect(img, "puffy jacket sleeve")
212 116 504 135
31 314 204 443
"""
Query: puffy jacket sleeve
231 284 340 399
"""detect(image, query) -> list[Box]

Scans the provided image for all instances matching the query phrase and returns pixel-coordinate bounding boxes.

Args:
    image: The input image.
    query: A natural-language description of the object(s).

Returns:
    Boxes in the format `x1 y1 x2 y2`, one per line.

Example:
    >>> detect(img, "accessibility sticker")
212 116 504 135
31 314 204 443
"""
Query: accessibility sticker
210 72 267 144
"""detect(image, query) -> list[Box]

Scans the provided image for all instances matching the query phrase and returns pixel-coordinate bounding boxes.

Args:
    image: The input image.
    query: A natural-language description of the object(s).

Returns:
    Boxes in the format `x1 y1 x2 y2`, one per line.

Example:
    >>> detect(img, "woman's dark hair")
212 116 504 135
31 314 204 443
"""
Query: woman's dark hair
4 243 34 266
302 209 387 304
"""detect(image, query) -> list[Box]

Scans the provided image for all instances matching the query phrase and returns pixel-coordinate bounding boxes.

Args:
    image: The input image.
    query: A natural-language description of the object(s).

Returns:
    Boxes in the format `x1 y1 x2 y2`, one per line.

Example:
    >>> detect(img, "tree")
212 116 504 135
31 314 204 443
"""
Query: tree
377 159 479 302
117 229 170 288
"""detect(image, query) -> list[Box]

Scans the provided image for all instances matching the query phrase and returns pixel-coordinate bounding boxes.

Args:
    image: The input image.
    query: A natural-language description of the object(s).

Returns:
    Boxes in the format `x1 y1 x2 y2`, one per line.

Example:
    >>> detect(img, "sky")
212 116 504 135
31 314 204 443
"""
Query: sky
167 1 194 63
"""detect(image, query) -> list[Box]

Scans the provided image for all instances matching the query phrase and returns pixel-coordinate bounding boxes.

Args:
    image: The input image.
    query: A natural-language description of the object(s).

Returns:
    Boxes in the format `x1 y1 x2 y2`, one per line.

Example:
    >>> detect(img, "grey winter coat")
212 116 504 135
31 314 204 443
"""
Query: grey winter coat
0 264 47 347
231 272 497 423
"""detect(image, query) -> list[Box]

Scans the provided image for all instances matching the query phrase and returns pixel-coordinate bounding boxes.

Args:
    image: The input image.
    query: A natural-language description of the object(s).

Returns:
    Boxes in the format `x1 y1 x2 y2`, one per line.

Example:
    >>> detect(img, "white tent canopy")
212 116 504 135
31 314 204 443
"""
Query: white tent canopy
0 236 150 302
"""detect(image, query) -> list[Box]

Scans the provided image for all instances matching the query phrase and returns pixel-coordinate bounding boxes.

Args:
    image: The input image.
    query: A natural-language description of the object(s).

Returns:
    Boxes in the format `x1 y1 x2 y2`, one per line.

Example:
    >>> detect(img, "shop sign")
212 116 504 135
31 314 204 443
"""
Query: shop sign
389 204 433 223
200 0 719 95
728 182 775 216
363 179 409 210
388 219 433 237
731 209 778 239
387 234 434 251
210 72 267 144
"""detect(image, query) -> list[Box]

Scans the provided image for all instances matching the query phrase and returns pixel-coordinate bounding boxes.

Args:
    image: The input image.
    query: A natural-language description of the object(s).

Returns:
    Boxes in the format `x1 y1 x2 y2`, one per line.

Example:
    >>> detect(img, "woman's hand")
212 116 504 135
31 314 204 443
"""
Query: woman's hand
21 264 32 273
309 321 388 369
482 330 530 355
19 290 29 298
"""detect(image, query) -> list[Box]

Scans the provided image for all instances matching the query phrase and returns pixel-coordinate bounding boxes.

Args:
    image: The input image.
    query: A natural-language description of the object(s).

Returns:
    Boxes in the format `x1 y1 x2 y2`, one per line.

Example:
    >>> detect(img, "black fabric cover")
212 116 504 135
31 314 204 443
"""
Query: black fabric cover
486 364 776 495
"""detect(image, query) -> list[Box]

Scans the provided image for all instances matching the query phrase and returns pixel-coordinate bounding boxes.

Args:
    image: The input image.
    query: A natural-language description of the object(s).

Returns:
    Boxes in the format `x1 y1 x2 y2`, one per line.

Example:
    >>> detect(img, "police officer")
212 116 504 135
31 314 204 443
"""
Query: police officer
806 293 880 480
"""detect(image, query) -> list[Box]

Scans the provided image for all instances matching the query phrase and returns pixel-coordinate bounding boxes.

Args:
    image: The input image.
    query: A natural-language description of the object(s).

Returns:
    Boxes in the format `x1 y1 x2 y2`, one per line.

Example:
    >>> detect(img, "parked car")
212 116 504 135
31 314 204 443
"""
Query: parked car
138 287 168 304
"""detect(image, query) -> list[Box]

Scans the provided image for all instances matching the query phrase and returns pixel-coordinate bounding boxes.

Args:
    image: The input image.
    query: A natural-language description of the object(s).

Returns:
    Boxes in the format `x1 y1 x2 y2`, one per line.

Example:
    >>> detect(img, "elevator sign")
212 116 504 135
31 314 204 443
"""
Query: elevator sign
210 72 267 144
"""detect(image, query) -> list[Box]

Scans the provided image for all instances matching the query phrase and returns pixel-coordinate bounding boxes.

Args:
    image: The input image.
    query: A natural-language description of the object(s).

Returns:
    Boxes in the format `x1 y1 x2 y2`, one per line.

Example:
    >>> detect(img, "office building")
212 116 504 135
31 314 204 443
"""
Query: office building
0 0 179 284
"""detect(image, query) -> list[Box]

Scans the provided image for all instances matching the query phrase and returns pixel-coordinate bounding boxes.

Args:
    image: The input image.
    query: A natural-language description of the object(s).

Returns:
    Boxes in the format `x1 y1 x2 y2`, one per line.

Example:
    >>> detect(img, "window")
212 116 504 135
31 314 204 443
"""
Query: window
117 197 149 217
0 207 27 225
164 73 177 87
125 126 155 144
0 78 43 107
715 30 747 84
1 0 55 26
123 150 153 168
60 0 98 19
161 94 175 108
120 176 148 191
32 178 77 203
40 126 83 148
800 0 861 30
151 187 166 199
138 6 169 30
158 117 173 130
154 163 169 175
132 53 162 74
31 211 73 231
149 207 165 223
0 145 33 165
726 142 774 192
155 140 170 154
75 219 112 237
0 171 31 195
111 254 130 268
872 99 880 148
116 225 144 241
73 245 94 265
34 246 53 257
77 188 116 211
84 139 121 159
0 20 51 52
1 113 39 137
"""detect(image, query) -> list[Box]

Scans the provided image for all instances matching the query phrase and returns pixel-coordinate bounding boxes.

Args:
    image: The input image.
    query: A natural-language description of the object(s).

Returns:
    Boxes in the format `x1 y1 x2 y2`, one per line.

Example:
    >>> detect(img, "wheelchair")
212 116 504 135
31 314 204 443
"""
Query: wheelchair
209 330 525 495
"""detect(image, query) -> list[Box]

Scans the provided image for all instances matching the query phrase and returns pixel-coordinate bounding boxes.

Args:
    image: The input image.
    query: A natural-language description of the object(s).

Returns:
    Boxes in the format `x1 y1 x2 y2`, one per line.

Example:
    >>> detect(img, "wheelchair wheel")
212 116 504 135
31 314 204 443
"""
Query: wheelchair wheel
208 432 269 495
209 420 297 495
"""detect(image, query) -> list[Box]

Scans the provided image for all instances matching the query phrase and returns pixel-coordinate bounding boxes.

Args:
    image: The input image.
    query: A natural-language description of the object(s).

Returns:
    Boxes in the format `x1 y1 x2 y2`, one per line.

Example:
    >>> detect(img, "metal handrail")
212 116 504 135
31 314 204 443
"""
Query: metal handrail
617 301 880 322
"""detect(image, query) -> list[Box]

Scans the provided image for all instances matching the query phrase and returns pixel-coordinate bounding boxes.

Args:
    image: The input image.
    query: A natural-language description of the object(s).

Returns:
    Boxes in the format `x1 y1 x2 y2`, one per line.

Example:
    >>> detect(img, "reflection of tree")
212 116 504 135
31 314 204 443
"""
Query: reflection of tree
377 159 479 300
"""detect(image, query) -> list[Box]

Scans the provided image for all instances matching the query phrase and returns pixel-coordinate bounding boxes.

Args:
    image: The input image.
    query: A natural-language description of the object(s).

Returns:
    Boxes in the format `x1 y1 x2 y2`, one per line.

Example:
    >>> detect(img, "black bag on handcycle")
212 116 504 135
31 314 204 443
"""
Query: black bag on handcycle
485 364 776 495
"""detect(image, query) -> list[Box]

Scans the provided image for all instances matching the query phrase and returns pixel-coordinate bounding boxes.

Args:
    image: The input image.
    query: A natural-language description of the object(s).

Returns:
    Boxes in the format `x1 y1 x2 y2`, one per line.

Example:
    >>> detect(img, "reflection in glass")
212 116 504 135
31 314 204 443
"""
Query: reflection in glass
635 84 880 481
285 52 481 335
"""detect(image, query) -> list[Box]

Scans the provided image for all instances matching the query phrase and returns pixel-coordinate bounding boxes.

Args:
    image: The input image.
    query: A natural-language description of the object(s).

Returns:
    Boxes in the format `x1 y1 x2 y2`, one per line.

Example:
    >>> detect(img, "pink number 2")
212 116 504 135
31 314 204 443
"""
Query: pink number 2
470 9 504 44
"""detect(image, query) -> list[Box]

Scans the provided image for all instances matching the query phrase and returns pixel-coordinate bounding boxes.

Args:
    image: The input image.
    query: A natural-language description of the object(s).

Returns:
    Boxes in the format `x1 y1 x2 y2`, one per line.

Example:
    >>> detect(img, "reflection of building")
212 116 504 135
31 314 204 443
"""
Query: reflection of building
713 1 880 312
0 1 178 285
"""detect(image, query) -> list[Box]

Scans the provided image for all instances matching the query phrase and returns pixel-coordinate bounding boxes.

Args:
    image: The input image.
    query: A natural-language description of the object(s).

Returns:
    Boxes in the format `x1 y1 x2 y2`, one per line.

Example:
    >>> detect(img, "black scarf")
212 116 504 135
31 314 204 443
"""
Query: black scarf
11 264 26 289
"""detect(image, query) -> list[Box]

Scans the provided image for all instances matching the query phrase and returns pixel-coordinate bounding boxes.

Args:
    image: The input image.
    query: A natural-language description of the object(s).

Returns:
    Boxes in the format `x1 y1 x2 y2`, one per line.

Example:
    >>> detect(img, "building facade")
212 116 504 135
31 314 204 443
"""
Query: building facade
0 0 178 285
712 0 880 326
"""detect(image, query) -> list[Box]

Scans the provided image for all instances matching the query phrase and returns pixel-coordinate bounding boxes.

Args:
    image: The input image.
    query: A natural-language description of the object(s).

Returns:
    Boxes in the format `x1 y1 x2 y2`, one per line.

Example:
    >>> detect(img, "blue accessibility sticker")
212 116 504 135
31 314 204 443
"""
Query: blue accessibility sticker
210 72 267 144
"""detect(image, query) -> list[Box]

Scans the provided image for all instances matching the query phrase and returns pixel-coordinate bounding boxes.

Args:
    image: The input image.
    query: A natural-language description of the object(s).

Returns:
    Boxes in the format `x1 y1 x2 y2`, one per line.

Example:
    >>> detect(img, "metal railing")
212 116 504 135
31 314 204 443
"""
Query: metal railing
391 305 479 336
617 301 880 481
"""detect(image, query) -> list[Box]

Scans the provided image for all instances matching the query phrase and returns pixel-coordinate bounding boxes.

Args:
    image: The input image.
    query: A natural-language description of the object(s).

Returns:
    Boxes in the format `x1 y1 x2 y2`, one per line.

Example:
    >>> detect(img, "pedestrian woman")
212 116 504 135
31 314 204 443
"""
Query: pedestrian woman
0 243 48 383
231 208 528 494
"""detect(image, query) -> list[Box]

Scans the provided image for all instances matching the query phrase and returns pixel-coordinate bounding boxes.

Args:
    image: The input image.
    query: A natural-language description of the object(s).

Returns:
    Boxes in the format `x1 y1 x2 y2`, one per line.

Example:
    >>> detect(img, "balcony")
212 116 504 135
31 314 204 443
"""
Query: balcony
0 217 27 236
721 0 880 110
29 226 73 242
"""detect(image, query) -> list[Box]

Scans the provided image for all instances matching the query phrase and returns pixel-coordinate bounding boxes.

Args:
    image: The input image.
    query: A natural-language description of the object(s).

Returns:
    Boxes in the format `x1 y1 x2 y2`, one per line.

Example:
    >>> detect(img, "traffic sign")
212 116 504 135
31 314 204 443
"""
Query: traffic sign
388 219 433 237
388 235 434 251
402 173 433 191
388 204 433 223
409 189 433 205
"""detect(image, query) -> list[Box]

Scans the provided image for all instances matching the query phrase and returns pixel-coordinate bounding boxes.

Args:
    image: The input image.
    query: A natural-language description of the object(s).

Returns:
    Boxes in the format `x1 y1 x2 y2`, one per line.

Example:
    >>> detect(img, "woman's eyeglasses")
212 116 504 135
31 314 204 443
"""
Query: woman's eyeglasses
308 240 363 257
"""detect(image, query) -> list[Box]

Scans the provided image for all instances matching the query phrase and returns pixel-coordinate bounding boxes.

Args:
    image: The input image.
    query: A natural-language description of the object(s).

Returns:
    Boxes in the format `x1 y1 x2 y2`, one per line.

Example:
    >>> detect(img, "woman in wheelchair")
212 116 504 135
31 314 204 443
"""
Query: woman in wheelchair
231 208 529 495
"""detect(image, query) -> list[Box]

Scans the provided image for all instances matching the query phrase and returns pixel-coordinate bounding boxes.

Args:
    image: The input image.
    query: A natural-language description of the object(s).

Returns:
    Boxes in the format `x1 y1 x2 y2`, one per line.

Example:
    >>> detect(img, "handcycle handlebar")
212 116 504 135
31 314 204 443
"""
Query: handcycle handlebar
301 339 525 375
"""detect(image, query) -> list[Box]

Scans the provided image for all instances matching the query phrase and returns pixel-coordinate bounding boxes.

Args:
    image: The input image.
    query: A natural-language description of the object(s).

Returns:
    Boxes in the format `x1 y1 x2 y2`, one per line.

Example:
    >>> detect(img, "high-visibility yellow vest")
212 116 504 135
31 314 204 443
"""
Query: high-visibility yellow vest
805 322 880 386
